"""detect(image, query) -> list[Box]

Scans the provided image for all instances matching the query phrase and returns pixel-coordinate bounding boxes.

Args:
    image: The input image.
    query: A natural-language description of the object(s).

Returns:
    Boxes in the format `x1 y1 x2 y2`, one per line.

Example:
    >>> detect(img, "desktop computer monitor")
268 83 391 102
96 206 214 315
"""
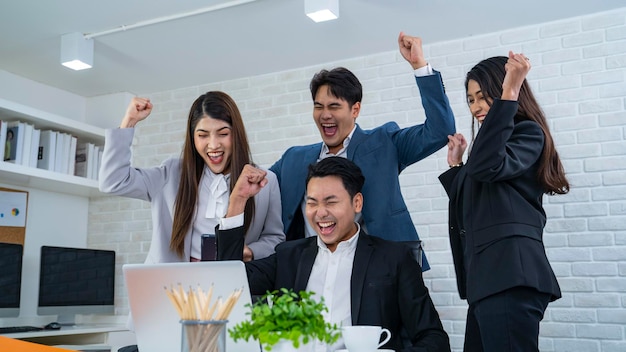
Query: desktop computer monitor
0 242 23 318
37 245 115 325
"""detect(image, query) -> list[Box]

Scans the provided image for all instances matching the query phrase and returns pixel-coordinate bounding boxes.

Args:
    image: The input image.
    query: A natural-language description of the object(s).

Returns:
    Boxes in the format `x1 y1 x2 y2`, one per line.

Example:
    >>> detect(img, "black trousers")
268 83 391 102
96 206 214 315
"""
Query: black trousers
463 286 551 352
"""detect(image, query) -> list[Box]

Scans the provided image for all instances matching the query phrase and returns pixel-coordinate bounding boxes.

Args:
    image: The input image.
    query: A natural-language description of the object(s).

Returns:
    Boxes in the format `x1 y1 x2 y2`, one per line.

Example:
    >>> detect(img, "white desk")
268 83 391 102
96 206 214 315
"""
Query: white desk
1 324 135 352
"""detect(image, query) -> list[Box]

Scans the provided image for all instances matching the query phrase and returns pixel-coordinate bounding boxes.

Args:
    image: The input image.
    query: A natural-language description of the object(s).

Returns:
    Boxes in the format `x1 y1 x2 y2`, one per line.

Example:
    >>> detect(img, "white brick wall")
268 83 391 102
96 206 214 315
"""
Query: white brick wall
88 7 626 351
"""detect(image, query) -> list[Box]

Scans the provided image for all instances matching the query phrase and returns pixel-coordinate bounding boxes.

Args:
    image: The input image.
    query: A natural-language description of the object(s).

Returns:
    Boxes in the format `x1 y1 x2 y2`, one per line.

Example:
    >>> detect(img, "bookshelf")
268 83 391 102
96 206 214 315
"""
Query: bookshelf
0 98 104 197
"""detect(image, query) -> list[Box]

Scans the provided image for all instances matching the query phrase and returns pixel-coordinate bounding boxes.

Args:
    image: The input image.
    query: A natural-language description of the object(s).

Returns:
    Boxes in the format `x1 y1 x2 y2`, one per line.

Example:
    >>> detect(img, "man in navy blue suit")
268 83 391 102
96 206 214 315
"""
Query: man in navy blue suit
269 33 456 270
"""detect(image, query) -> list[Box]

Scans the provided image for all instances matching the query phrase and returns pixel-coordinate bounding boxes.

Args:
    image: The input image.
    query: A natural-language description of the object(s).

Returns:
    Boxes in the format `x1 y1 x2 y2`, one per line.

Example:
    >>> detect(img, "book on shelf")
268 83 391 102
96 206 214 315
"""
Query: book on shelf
60 133 71 174
28 127 41 168
54 131 65 173
2 119 101 181
0 120 7 162
75 142 96 179
5 121 25 164
95 145 103 180
37 130 57 171
74 142 87 178
68 135 77 175
21 123 33 167
54 132 72 174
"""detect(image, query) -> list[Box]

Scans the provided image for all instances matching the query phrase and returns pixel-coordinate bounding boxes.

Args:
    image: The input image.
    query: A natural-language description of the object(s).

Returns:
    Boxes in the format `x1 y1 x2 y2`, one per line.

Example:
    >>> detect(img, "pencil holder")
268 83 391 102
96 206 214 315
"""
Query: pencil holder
180 319 228 352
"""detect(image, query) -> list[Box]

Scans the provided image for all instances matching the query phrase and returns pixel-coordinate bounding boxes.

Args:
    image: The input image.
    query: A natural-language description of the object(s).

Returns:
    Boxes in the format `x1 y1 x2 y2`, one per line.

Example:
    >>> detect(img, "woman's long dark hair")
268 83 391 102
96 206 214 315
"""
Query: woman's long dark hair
465 56 570 195
170 91 255 258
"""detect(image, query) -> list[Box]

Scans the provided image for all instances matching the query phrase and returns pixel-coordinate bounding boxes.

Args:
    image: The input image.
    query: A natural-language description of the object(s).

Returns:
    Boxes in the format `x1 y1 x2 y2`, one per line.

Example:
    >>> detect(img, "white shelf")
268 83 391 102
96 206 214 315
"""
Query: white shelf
0 161 100 197
0 98 104 197
0 98 104 144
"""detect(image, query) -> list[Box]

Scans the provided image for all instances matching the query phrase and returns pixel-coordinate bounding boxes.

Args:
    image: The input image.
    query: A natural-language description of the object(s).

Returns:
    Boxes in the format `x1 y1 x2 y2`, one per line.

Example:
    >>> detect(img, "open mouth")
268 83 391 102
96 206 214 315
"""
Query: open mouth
317 221 336 235
321 123 337 136
207 151 224 164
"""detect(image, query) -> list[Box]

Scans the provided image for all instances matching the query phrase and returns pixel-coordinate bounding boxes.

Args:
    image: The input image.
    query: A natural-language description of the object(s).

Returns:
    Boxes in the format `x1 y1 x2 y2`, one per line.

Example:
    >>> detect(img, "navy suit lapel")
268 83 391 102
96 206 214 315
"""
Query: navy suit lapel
346 125 365 160
284 145 321 240
292 145 320 195
294 240 318 292
303 144 320 166
350 233 374 324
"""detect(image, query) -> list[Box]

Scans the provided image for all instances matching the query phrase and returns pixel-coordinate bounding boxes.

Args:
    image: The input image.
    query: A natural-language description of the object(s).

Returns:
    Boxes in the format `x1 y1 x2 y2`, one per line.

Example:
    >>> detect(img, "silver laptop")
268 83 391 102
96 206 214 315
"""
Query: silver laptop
123 261 260 352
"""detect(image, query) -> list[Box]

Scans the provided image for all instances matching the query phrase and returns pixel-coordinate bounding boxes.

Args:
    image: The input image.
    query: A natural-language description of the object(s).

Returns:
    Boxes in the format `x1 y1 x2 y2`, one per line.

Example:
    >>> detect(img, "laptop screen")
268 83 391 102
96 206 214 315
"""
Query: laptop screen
123 261 260 352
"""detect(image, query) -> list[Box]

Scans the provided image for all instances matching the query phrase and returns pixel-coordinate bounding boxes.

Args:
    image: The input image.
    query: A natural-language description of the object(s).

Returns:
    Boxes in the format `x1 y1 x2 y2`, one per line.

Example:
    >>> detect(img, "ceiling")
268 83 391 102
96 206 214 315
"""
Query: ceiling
1 0 624 98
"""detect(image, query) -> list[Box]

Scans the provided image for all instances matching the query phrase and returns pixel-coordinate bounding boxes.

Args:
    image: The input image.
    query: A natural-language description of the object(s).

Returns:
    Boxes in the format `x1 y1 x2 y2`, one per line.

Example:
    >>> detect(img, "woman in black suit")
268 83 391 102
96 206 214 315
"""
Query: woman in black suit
439 52 570 352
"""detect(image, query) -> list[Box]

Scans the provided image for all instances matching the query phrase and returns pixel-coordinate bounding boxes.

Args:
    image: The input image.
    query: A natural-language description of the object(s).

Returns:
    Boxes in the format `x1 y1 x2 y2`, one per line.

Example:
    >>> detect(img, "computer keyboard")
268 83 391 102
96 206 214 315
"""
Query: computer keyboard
0 325 44 334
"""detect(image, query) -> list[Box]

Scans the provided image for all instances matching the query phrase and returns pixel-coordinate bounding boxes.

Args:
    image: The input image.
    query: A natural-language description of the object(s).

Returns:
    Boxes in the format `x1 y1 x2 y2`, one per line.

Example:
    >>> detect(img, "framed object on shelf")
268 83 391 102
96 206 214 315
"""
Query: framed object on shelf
0 187 28 245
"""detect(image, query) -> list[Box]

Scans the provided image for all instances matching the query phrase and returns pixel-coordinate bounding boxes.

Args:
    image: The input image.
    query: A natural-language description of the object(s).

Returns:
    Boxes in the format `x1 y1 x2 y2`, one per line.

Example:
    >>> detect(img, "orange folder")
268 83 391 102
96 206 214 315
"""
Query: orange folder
0 336 74 351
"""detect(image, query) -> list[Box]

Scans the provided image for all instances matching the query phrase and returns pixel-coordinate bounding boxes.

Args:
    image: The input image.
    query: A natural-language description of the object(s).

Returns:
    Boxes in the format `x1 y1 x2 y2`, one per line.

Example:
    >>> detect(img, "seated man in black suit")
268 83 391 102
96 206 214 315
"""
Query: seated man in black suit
217 157 450 352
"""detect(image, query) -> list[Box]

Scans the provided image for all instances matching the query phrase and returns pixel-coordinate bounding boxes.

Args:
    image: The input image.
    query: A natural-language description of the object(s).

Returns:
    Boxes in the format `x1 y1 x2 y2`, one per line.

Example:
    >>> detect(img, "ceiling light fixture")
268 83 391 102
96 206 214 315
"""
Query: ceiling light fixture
60 32 94 71
305 0 339 22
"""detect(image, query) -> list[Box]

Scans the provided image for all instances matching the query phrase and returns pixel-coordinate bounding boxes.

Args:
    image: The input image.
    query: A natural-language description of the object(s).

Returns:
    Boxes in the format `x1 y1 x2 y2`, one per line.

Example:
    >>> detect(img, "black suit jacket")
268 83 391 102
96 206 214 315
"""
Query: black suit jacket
438 99 561 304
217 227 450 352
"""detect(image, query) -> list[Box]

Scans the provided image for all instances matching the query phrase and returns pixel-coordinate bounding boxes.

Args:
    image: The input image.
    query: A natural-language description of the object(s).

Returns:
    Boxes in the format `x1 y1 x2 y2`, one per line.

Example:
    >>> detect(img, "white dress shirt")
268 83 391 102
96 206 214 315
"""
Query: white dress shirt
191 168 232 259
306 224 361 352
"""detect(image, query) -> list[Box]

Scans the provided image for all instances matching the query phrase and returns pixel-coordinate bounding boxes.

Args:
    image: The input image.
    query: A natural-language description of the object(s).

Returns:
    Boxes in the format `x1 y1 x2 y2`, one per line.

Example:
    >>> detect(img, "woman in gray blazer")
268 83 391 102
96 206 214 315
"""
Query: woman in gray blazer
439 53 569 351
99 91 284 263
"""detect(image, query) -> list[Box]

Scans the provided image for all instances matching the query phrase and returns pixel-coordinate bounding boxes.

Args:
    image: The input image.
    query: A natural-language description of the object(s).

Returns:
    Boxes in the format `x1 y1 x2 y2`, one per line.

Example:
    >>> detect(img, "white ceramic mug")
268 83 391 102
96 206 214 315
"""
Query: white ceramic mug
341 325 391 352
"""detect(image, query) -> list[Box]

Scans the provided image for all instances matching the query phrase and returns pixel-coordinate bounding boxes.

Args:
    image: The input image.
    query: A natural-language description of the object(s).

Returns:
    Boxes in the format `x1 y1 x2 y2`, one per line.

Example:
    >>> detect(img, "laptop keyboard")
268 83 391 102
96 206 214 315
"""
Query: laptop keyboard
0 325 44 334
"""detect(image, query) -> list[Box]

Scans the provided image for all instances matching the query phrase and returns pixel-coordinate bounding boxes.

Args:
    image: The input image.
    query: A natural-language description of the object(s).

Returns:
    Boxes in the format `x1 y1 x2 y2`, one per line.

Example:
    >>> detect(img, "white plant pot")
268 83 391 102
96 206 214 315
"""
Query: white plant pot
264 338 315 352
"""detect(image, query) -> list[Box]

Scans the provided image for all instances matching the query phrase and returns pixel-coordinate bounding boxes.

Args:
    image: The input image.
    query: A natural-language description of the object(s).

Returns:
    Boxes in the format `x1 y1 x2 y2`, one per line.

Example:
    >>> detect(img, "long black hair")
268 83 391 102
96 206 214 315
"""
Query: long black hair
465 56 569 195
171 91 255 257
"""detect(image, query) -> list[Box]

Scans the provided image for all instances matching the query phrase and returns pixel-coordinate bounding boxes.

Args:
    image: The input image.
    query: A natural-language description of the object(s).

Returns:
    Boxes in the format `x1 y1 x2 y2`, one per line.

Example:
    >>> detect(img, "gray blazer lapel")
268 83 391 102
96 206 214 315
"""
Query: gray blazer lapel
350 234 374 324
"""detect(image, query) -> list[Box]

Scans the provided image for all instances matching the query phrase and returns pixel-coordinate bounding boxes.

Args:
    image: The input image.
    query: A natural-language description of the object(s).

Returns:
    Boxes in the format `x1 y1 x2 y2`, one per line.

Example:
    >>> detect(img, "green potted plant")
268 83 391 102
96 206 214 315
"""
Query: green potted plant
229 288 340 352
